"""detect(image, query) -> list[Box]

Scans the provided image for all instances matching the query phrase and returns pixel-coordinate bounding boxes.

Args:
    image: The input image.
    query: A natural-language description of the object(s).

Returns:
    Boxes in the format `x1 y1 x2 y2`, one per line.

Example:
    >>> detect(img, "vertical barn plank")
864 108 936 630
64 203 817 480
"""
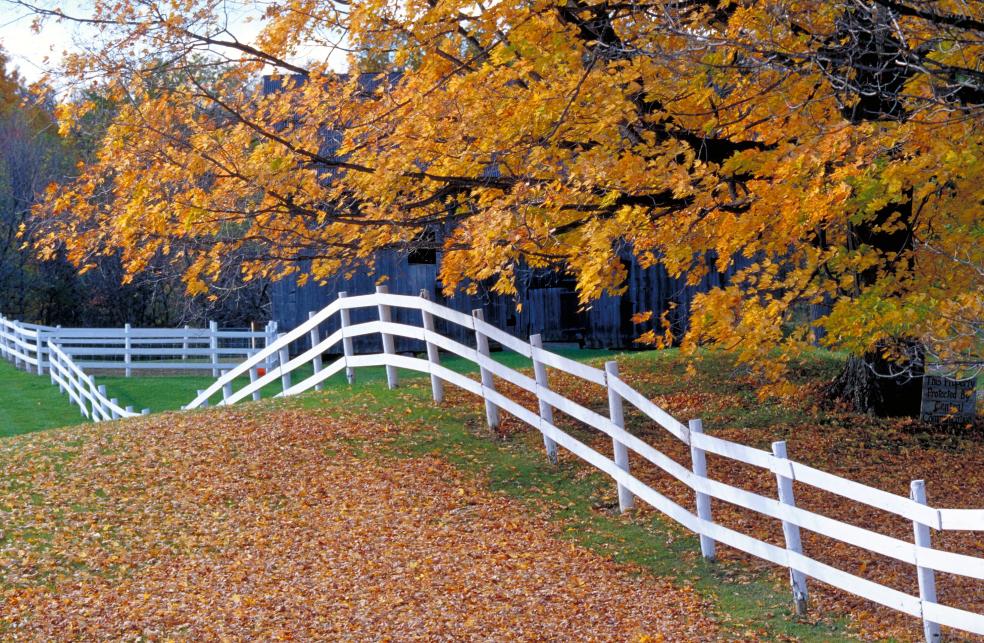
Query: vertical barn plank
308 310 324 391
339 291 356 385
472 308 500 430
376 285 399 389
911 480 942 643
772 440 809 614
530 334 558 464
605 361 634 512
419 290 444 403
690 419 716 561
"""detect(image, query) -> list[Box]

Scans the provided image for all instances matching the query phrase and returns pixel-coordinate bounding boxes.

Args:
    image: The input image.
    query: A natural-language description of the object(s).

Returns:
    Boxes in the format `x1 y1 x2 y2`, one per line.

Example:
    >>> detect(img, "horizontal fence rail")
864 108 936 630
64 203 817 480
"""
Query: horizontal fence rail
0 315 276 422
47 342 145 422
187 288 983 641
0 315 274 377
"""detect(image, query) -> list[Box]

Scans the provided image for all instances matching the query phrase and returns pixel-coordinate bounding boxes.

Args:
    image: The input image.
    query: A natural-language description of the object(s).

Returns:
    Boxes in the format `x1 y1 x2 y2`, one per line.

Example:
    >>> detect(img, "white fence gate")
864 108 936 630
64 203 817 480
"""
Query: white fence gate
187 287 983 642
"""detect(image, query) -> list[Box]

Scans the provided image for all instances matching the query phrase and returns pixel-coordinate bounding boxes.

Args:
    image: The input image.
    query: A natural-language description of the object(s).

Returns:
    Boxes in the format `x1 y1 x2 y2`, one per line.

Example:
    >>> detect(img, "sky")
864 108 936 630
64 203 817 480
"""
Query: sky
0 1 348 85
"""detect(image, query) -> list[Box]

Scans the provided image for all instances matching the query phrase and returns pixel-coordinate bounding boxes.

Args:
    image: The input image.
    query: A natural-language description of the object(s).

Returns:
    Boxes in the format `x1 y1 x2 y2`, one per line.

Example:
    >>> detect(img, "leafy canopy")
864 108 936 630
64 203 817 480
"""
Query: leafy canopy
24 0 984 379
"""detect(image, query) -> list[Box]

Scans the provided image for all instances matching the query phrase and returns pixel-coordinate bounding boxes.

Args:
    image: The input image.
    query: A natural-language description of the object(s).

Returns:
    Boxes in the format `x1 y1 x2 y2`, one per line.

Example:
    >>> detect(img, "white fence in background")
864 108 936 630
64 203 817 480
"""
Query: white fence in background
188 287 983 642
47 342 145 421
0 316 275 377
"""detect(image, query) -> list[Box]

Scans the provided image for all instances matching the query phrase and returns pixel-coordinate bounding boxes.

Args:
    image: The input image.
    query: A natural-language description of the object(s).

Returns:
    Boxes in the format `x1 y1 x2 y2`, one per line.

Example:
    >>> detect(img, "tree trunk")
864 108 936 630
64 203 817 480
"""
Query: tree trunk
830 340 925 417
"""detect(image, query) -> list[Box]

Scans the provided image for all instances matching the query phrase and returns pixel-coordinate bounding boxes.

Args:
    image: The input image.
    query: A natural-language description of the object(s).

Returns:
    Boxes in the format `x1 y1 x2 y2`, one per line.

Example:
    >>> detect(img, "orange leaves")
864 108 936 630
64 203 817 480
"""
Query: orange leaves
21 0 984 384
0 406 717 640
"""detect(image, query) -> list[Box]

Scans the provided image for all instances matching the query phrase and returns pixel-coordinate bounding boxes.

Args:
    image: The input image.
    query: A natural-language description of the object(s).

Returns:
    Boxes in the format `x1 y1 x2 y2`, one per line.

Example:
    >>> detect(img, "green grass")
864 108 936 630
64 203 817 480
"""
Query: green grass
0 360 90 436
0 347 615 437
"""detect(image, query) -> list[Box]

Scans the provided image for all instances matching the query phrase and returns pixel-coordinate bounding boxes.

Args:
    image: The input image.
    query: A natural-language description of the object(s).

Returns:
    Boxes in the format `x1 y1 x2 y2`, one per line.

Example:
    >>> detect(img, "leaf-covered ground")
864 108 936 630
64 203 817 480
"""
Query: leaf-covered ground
487 349 984 642
2 347 981 641
0 405 719 641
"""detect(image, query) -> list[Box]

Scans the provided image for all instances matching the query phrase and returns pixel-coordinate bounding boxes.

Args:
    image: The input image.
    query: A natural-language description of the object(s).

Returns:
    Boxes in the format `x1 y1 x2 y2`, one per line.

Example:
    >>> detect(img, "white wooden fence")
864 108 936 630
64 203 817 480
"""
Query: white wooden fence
0 316 275 377
47 342 146 421
186 288 984 642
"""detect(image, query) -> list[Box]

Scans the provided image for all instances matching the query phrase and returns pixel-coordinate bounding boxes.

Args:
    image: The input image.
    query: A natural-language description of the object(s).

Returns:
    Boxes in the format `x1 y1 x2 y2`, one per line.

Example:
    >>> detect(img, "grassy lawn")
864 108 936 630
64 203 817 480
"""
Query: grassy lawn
0 360 89 436
0 347 615 436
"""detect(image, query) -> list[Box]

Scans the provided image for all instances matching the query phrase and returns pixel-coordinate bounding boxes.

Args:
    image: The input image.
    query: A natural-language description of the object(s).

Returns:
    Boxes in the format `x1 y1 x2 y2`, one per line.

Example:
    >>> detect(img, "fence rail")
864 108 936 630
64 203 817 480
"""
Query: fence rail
0 315 275 377
47 342 145 421
188 288 983 641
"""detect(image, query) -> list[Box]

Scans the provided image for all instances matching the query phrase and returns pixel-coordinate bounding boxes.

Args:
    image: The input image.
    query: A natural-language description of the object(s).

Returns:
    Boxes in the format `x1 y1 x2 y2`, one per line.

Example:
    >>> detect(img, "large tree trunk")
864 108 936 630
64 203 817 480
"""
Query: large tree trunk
830 340 925 417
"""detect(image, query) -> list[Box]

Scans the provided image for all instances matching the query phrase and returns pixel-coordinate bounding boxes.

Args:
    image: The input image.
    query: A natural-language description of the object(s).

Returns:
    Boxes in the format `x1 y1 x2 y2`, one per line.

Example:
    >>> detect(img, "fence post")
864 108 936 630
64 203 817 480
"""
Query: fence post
94 381 107 421
339 292 355 385
182 324 189 361
266 321 278 372
222 369 233 404
472 308 500 430
209 320 219 377
419 290 444 403
142 408 150 415
689 419 716 560
771 440 808 615
376 285 398 389
249 366 261 401
529 334 559 464
35 327 44 375
126 405 134 416
605 361 634 512
910 480 942 643
278 333 291 393
308 310 324 392
13 323 22 369
110 398 120 420
50 346 60 391
124 323 132 377
196 389 209 408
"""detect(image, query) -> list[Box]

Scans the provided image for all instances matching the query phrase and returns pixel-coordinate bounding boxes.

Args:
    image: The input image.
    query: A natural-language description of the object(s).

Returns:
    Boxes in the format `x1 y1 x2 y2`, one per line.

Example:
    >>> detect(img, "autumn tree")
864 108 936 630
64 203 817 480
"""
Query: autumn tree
14 0 984 415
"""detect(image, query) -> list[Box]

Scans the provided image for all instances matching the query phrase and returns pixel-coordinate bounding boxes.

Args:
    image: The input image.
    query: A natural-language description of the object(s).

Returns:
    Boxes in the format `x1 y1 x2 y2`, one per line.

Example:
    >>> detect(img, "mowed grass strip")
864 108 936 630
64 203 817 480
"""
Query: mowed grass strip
0 405 719 641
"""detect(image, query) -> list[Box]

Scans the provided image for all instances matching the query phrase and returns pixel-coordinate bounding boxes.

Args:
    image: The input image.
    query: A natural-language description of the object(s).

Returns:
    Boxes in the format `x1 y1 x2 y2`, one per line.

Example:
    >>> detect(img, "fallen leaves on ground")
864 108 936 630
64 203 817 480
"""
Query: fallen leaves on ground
479 354 983 643
0 406 719 641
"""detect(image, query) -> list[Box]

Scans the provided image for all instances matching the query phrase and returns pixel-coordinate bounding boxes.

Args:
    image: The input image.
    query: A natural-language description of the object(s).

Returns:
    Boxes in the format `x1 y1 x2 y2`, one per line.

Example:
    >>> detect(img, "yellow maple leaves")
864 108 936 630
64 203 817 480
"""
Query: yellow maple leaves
22 0 984 383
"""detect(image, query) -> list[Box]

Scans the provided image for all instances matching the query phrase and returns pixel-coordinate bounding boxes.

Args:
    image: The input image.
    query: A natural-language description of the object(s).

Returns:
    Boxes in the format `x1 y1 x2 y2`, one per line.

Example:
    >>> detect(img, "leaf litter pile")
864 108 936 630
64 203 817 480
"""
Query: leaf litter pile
0 406 717 640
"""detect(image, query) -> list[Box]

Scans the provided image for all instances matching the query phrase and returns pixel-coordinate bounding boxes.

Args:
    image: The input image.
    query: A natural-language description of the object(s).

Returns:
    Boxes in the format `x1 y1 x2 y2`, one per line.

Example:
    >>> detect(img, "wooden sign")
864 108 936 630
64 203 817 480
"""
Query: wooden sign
920 375 977 424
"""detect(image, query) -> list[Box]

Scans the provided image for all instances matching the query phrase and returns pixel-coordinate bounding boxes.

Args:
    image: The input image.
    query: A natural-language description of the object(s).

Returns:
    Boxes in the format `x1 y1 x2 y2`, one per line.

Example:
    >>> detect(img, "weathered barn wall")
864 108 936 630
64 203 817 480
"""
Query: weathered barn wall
270 249 747 353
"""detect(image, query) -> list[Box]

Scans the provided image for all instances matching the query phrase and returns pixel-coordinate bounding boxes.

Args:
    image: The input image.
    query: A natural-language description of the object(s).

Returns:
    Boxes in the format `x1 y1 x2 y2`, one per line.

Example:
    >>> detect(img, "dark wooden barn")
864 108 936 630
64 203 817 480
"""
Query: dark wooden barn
270 248 745 352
